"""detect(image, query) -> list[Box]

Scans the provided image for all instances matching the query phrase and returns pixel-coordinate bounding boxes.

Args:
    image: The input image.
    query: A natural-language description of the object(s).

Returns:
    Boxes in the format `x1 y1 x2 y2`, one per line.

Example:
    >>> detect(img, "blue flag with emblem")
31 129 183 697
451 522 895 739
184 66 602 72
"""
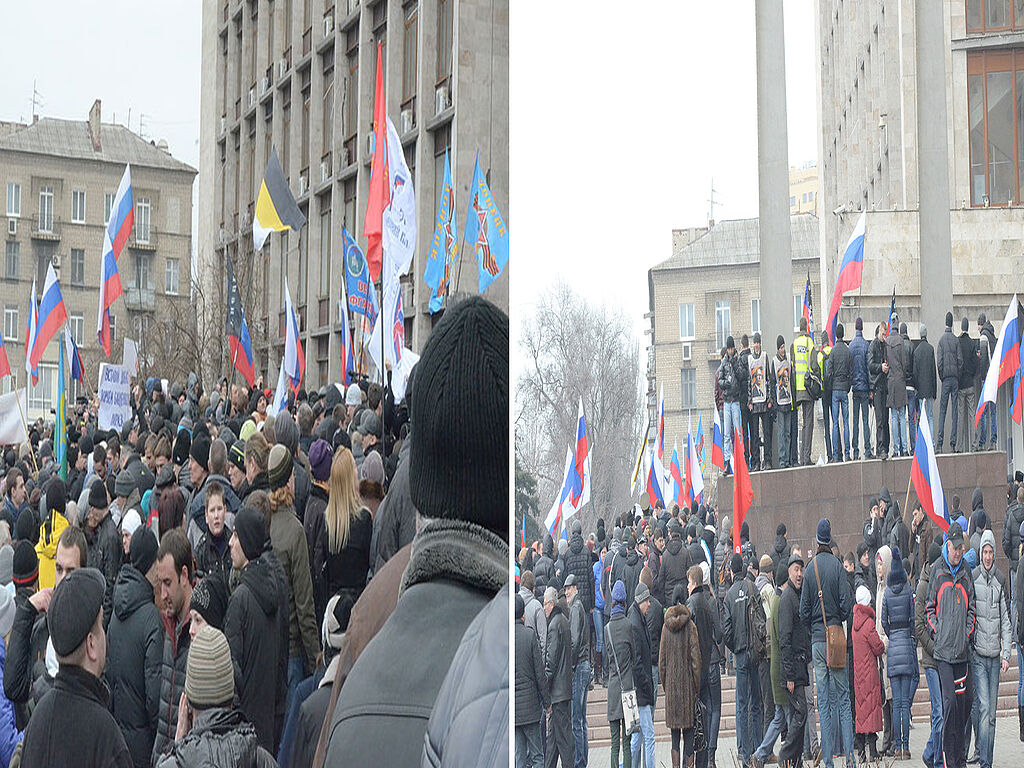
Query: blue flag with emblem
342 227 378 328
424 149 458 313
463 154 509 294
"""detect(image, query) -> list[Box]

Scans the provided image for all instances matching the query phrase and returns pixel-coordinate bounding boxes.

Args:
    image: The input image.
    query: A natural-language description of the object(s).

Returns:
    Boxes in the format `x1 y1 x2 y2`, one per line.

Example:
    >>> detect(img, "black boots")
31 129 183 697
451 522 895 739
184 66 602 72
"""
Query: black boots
1019 705 1024 742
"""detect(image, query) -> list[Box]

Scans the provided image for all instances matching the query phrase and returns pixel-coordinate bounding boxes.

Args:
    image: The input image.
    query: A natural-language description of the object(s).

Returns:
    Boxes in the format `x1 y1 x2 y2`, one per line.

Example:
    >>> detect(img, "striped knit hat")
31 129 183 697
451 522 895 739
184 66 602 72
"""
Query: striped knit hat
185 626 234 708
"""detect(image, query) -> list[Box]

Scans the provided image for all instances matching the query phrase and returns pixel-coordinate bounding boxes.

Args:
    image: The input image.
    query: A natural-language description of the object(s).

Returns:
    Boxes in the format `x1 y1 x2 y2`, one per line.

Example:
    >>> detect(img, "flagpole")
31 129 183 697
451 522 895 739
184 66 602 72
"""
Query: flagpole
14 389 39 476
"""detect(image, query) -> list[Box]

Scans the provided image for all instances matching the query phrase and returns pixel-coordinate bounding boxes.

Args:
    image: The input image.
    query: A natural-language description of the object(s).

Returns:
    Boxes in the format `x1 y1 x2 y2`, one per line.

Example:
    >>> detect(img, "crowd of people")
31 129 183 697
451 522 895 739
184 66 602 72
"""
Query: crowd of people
715 310 998 475
0 295 509 768
515 474 1024 768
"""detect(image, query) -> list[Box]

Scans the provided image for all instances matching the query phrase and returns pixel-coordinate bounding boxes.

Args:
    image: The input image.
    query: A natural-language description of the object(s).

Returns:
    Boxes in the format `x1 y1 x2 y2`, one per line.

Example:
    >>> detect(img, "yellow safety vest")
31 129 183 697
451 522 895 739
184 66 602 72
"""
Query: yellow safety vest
793 334 813 391
816 345 832 379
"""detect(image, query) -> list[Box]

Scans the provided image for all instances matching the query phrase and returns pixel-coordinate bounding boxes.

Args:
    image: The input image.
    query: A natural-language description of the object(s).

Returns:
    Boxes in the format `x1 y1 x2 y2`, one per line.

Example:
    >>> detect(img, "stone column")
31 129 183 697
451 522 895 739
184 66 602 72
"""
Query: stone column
915 0 953 339
755 0 793 348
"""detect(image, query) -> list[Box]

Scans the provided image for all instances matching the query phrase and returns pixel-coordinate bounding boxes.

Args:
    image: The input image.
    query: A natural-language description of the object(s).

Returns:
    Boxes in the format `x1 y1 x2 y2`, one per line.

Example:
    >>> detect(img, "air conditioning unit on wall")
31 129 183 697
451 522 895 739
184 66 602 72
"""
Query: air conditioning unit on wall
681 342 692 362
434 82 450 116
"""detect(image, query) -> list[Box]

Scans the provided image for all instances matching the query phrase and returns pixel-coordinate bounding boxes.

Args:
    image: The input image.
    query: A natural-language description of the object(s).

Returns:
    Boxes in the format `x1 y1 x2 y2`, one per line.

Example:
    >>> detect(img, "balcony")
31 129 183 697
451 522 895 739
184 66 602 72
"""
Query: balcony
124 286 156 312
30 215 60 241
129 229 157 251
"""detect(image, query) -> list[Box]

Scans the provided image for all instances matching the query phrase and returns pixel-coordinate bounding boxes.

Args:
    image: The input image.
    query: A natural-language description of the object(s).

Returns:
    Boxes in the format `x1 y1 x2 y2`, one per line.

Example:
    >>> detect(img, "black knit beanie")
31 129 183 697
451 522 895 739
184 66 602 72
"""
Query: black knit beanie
233 505 265 562
12 541 38 587
130 527 159 575
410 297 508 534
190 435 211 472
45 479 67 518
15 509 37 545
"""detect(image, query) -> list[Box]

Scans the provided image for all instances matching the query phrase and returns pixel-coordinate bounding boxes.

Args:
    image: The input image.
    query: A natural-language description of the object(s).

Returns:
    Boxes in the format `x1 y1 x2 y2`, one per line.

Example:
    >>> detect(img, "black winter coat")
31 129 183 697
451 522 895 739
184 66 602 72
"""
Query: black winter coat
869 336 887 395
151 613 191 764
302 483 329 621
194 528 233 583
224 555 287 753
3 593 48 729
564 533 595 611
829 340 852 392
628 602 655 706
936 327 962 381
545 601 573 704
656 538 690 608
913 339 937 399
723 576 754 653
850 331 870 392
155 707 276 768
687 585 722 679
646 595 665 666
1004 501 1024 570
86 512 123 628
314 507 372 623
604 612 634 721
107 565 163 768
778 581 810 686
957 332 978 389
20 664 132 768
515 620 550 726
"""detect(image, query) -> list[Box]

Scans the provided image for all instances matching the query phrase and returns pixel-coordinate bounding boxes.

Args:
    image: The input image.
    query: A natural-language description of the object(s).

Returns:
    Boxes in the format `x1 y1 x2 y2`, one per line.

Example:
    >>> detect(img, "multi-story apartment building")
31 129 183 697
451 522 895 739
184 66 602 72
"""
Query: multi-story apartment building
789 162 818 215
814 0 1024 464
198 0 508 391
1 100 196 420
647 214 824 469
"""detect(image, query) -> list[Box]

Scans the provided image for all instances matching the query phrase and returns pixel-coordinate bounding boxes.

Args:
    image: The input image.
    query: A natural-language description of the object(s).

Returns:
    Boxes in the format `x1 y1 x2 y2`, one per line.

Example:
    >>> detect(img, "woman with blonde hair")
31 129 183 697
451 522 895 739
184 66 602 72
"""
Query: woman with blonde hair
313 447 372 612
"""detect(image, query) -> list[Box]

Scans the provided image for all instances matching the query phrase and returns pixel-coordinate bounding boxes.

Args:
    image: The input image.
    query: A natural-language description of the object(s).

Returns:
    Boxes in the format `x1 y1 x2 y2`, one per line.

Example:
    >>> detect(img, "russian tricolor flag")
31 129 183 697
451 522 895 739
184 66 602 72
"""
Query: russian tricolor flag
910 410 949 533
826 211 865 344
570 398 591 508
0 334 10 381
64 333 85 384
25 278 38 386
647 449 666 507
711 409 725 471
283 279 305 394
29 263 68 370
670 443 684 506
545 445 574 537
97 164 132 357
975 294 1023 427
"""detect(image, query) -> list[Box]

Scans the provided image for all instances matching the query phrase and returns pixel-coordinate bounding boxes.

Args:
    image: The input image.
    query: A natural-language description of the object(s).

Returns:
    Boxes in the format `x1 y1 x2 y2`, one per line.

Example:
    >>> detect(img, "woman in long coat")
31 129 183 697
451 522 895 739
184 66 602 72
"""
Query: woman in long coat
659 584 701 768
605 579 635 768
853 584 885 761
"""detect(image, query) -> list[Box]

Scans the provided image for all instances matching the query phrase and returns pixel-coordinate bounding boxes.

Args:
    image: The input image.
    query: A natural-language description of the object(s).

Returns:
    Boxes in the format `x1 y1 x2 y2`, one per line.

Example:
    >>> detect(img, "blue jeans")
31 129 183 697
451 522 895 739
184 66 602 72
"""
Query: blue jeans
735 650 763 762
651 666 659 713
972 654 1000 768
630 704 655 768
811 641 854 768
890 673 914 752
285 655 306 726
936 377 958 450
907 390 917 447
831 390 850 459
593 609 604 653
708 663 722 756
924 666 945 768
571 661 590 768
852 391 871 456
723 401 741 466
976 401 997 447
890 406 907 454
754 704 787 760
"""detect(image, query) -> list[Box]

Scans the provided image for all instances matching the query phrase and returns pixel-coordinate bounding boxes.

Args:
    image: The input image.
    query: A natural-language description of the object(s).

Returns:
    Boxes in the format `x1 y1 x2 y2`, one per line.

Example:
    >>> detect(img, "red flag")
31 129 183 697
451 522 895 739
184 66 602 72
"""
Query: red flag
363 42 389 281
732 427 754 553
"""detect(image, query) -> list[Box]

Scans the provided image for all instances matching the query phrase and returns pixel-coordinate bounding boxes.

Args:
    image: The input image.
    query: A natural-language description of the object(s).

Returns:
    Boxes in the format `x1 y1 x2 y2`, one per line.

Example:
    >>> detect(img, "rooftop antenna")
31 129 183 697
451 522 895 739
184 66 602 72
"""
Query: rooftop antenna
707 178 722 227
139 113 150 139
30 80 44 121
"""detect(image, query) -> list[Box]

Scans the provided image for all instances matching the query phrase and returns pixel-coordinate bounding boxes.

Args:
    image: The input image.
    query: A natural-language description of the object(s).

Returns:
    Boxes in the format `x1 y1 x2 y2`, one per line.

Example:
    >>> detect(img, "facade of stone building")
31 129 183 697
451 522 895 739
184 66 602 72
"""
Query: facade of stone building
1 101 196 420
647 214 826 475
197 0 509 391
789 162 818 215
814 0 1024 464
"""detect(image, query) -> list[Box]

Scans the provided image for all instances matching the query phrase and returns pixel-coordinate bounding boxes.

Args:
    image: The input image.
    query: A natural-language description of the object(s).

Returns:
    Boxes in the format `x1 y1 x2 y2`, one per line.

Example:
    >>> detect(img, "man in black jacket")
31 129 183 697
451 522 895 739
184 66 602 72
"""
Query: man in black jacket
724 552 762 766
564 520 594 617
516 593 550 768
913 325 937 441
20 568 133 767
829 323 852 462
544 586 573 768
688 565 721 768
955 317 979 454
534 535 555 594
868 323 890 459
936 311 962 452
1003 486 1024 631
628 583 656 768
778 553 810 767
85 480 122 628
566 574 590 767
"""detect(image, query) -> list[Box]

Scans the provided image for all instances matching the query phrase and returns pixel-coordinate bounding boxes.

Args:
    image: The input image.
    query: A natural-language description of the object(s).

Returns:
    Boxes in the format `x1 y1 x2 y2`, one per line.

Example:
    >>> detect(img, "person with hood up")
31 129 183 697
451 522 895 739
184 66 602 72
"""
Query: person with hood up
604 580 634 768
224 505 286 753
970 528 1012 768
660 581 700 768
107 526 163 768
35 480 69 590
770 523 790 573
534 535 555 594
852 584 884 763
880 547 916 762
873 544 895 757
880 486 909 559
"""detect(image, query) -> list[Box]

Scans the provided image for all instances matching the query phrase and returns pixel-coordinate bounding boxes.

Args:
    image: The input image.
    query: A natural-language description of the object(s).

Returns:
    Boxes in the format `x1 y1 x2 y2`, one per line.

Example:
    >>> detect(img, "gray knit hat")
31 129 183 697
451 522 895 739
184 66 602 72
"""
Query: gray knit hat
0 545 12 586
185 625 235 708
267 443 294 491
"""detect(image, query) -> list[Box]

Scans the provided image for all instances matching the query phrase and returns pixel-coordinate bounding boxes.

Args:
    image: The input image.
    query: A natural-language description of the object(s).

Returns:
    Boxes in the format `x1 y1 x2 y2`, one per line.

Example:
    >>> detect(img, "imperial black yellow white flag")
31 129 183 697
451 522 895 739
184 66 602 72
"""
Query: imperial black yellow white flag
253 148 306 250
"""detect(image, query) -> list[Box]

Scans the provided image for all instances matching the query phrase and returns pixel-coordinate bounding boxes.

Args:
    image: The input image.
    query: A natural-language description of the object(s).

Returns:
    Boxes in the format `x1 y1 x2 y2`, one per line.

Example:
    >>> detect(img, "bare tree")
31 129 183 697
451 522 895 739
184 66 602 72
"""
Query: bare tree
517 282 643 536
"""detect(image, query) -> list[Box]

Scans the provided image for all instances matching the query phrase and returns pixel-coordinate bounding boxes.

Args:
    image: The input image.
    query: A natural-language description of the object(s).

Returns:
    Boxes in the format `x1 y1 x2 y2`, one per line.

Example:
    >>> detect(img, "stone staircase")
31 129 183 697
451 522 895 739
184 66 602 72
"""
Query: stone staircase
586 654 1019 749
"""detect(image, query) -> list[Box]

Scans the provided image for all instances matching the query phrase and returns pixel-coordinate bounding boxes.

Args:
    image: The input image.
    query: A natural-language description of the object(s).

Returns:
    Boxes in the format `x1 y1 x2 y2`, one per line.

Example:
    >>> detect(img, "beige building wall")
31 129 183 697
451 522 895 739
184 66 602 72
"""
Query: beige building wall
198 0 508 392
789 163 819 215
1 108 196 421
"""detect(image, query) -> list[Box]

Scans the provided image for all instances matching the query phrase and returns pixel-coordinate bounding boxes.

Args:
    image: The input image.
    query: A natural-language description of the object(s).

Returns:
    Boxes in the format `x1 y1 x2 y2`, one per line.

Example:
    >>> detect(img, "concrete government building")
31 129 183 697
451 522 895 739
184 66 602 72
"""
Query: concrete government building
1 101 196 420
815 0 1024 467
197 0 508 390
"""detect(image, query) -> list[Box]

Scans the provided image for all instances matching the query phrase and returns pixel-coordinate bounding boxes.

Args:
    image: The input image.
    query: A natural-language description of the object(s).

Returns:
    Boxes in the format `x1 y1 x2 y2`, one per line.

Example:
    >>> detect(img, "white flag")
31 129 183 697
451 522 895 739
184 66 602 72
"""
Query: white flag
267 363 289 419
382 116 416 280
0 389 29 445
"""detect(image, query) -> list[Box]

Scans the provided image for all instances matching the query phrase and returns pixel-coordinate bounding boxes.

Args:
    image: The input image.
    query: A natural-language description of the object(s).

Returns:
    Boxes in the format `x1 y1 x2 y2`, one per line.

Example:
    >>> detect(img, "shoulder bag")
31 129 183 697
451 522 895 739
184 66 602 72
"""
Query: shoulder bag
813 555 847 669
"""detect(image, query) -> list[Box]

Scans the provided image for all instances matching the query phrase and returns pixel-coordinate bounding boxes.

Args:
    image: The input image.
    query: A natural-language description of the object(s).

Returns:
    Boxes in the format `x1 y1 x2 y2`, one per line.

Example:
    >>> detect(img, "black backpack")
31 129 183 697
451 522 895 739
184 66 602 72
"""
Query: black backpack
747 583 768 665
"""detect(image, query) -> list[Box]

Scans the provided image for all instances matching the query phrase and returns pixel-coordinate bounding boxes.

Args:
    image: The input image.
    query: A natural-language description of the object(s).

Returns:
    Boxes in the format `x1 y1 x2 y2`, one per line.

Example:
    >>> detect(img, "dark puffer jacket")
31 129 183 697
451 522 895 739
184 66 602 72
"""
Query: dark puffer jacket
881 564 917 679
515 618 549 726
224 554 286 753
913 338 937 399
86 512 123 628
778 579 809 686
628 601 655 707
545 599 572 705
563 533 595 611
155 707 276 768
193 528 232 583
107 564 164 768
885 332 908 408
533 536 555 592
656 537 690 610
850 330 870 392
829 339 852 392
313 507 372 630
151 613 191 764
957 331 978 390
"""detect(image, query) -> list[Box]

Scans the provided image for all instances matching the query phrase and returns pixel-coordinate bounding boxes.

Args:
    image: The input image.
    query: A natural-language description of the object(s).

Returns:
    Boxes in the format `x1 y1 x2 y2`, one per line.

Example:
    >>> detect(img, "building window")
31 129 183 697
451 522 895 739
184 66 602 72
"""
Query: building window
5 242 18 279
679 303 695 340
319 210 331 296
793 294 805 332
437 0 453 84
681 368 697 409
105 192 114 225
402 2 418 116
29 364 55 412
966 0 1024 32
136 198 151 243
6 183 20 217
967 50 1024 206
69 314 84 344
789 195 796 207
298 224 308 304
433 124 451 233
715 300 731 351
135 253 150 290
751 298 761 334
3 307 17 342
1 370 16 395
38 186 53 232
343 180 356 229
165 258 180 295
71 249 85 285
72 190 86 223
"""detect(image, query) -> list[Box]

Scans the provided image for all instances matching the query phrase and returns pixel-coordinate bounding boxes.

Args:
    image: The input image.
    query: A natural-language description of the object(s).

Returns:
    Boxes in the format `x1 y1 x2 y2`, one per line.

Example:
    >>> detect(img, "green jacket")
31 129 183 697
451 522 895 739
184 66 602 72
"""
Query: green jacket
767 588 788 707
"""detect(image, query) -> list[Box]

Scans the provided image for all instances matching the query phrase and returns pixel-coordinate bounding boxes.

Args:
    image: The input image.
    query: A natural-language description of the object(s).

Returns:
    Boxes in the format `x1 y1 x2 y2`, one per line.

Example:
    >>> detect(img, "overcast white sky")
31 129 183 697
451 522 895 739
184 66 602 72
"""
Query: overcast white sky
0 1 201 247
510 1 819 375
